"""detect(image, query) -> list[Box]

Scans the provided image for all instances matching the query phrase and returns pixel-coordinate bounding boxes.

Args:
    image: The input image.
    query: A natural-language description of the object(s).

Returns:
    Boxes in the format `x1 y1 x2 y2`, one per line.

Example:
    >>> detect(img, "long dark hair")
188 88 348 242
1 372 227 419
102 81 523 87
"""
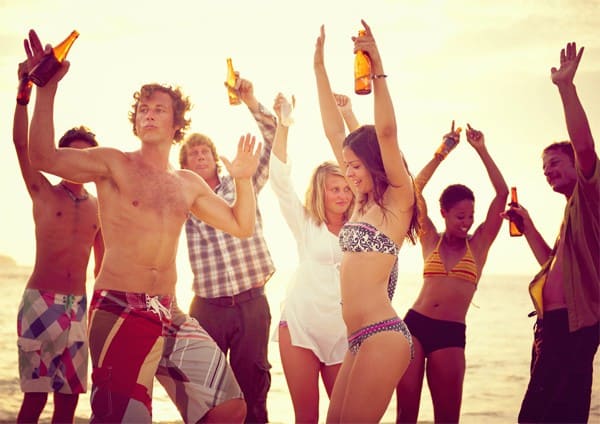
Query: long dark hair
343 125 420 244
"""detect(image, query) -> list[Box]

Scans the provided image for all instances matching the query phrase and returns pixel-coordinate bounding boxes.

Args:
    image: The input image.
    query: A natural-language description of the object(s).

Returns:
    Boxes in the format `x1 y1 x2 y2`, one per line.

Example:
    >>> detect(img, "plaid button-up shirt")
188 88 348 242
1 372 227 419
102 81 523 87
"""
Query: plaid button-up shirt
185 104 276 298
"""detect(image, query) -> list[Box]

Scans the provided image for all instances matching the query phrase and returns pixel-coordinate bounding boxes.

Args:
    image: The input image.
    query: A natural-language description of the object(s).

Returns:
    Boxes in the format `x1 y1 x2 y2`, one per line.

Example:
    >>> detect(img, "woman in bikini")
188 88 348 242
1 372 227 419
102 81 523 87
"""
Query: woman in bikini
396 122 509 423
314 21 419 423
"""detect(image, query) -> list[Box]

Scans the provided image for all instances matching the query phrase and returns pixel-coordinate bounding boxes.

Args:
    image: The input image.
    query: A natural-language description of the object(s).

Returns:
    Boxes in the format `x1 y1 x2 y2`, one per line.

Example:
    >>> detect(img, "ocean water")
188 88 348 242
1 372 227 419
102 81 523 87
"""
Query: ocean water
0 265 598 423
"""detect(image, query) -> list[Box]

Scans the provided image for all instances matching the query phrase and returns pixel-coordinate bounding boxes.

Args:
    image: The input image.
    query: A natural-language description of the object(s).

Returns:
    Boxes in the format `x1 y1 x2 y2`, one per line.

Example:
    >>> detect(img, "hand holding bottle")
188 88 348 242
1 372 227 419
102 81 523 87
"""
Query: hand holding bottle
435 120 462 160
236 78 255 107
352 20 382 78
354 30 371 95
501 196 529 237
28 29 78 87
16 31 39 105
506 187 525 236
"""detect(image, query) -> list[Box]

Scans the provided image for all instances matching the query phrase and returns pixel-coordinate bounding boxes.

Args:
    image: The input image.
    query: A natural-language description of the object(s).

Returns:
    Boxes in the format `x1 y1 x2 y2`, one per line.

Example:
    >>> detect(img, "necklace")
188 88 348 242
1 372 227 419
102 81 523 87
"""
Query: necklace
59 182 89 203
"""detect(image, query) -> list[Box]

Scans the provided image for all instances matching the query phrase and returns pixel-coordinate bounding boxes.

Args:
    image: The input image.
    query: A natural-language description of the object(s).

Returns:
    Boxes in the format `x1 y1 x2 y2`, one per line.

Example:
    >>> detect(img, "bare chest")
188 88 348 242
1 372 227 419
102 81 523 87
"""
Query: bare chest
33 191 100 240
111 163 189 219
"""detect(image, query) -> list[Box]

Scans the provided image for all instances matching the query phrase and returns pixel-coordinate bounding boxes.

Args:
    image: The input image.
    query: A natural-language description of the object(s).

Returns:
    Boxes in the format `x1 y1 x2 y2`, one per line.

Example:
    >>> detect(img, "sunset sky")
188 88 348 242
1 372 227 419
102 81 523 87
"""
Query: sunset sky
1 0 598 281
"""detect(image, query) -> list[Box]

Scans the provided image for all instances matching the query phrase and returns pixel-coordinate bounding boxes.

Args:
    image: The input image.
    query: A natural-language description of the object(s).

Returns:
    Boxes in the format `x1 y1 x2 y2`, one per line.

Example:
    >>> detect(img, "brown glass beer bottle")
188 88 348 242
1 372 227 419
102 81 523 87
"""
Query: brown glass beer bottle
354 30 371 95
29 30 79 87
17 75 33 105
509 187 524 237
435 127 462 159
226 58 241 105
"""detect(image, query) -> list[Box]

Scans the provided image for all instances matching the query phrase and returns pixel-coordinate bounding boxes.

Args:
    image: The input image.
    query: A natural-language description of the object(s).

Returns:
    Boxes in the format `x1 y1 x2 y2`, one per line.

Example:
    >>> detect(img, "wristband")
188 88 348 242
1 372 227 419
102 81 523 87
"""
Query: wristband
372 74 387 79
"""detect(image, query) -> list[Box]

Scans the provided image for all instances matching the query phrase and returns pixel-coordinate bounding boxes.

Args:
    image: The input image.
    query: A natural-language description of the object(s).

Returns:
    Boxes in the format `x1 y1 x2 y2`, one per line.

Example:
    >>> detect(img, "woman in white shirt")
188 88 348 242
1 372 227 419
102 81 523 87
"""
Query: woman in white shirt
269 93 357 423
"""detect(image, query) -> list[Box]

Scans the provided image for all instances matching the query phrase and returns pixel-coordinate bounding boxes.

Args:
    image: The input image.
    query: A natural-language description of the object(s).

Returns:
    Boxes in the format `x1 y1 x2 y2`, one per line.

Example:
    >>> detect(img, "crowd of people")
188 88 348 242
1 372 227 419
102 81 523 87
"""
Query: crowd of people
12 20 598 424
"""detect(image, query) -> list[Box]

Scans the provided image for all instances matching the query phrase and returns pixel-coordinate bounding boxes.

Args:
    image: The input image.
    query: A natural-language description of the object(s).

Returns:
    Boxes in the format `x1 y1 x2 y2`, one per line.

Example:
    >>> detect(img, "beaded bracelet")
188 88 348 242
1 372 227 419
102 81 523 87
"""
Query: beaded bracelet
372 74 388 79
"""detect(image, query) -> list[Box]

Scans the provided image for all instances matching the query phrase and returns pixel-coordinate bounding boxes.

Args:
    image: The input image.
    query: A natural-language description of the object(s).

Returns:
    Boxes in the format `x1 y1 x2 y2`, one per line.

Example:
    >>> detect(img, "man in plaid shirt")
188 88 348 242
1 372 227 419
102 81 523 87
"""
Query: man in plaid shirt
180 76 276 424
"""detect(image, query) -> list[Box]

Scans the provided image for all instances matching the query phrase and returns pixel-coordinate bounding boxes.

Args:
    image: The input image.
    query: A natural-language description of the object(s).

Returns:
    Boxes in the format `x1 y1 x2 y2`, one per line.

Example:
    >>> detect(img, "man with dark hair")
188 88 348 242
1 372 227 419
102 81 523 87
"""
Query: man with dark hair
505 42 599 423
58 125 98 148
13 56 103 423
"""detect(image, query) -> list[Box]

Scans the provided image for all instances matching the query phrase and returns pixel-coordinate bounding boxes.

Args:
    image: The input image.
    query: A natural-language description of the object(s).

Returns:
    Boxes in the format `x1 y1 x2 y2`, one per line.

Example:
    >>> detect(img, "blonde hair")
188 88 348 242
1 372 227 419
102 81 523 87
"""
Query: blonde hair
179 133 222 173
304 161 355 225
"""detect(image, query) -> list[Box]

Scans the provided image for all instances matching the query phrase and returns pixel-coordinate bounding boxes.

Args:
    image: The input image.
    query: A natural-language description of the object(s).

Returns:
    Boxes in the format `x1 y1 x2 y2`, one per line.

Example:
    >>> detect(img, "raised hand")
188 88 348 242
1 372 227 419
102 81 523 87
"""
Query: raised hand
220 133 261 179
25 29 44 67
352 20 381 69
551 42 583 87
237 78 255 105
17 61 29 81
26 29 70 84
436 120 461 159
333 93 351 113
273 93 295 121
465 123 485 149
273 93 283 120
314 25 325 67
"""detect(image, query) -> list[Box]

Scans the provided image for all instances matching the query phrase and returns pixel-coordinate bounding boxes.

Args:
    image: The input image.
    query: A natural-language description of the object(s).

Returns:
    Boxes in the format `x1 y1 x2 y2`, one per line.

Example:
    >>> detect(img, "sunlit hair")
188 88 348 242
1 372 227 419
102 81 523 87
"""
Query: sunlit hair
439 184 475 211
343 125 420 244
58 125 98 148
304 161 355 226
179 133 222 174
128 83 192 143
543 141 574 165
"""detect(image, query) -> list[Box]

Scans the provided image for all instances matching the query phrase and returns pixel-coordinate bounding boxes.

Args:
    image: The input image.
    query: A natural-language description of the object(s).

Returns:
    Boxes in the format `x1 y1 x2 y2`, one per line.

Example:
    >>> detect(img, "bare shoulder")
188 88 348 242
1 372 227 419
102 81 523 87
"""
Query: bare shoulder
420 230 440 257
97 147 133 163
177 168 204 184
176 168 211 196
467 230 492 262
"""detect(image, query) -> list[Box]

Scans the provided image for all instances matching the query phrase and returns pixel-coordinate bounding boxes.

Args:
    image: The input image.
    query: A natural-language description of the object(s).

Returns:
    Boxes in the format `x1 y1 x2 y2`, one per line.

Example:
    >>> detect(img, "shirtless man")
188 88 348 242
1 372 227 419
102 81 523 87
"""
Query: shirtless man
14 53 103 424
27 29 258 423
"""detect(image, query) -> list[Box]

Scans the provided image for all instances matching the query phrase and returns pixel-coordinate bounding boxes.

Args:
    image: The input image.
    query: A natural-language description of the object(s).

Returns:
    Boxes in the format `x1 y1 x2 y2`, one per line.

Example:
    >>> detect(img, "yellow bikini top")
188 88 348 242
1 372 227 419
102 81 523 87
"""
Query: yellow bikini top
423 235 479 284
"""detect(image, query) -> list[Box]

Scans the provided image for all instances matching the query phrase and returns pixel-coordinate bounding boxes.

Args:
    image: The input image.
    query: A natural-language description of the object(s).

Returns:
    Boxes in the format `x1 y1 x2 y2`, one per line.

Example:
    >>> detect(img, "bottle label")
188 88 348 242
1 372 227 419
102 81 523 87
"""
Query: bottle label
355 76 371 95
227 86 241 105
436 136 458 158
507 205 524 236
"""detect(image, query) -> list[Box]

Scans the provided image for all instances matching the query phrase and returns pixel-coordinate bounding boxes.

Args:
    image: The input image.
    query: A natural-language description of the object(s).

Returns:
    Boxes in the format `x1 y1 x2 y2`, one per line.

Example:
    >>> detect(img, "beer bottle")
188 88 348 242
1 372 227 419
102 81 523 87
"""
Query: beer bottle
508 186 524 237
226 58 241 105
435 127 462 159
30 30 79 87
17 75 33 106
354 30 371 95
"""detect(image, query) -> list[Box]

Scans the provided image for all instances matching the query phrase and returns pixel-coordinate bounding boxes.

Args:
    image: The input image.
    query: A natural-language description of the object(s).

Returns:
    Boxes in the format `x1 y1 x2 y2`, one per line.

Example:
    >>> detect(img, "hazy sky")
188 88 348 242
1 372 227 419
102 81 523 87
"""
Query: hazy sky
1 0 599 280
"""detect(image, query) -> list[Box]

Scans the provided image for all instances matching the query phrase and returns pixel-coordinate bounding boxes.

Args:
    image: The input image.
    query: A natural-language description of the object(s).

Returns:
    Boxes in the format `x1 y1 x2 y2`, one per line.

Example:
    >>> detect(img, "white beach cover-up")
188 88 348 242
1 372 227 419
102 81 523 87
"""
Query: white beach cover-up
269 156 347 365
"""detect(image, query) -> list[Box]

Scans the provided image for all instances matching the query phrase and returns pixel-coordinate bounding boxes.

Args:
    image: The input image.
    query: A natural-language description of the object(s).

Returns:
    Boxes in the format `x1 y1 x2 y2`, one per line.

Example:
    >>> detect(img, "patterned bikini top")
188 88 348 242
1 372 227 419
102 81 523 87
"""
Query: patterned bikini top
423 235 479 284
339 221 399 300
339 221 400 256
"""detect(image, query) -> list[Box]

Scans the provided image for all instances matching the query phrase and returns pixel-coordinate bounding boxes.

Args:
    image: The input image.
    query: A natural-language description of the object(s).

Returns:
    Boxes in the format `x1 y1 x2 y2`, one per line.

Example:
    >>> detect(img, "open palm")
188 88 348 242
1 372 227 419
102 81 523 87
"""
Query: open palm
220 133 261 179
551 42 583 86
